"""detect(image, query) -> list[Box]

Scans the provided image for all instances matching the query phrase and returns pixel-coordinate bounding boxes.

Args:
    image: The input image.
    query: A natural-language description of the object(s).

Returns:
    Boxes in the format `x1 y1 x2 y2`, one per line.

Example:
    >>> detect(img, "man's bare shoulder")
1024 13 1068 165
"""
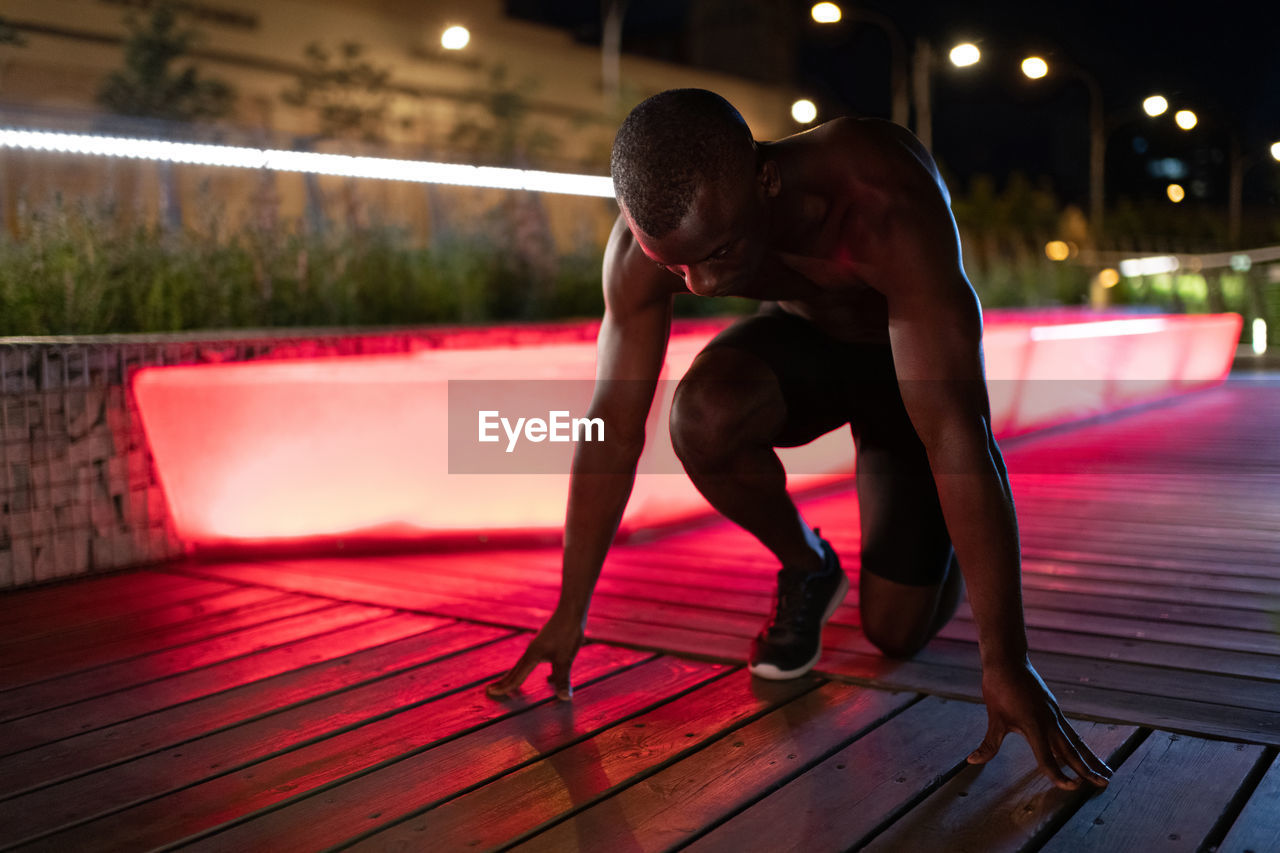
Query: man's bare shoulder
602 215 683 314
812 116 950 205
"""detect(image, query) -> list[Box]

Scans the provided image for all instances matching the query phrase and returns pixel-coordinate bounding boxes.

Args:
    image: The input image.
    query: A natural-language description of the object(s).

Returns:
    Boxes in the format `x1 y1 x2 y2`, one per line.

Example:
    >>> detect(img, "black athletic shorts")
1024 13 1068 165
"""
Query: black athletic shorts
699 302 956 587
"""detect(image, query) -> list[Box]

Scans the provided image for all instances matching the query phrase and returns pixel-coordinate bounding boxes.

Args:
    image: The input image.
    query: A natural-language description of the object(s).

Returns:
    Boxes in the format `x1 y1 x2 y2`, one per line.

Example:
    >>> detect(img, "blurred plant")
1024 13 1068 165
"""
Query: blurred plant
0 17 24 46
447 64 566 314
281 41 409 234
96 3 235 122
281 41 403 144
0 15 28 93
0 195 620 335
448 64 559 168
95 2 235 231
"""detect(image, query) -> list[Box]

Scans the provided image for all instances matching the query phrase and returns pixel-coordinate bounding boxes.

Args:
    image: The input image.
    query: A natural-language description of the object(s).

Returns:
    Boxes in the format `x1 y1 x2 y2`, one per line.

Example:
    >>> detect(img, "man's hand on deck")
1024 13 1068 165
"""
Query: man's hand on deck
485 610 585 702
968 657 1113 791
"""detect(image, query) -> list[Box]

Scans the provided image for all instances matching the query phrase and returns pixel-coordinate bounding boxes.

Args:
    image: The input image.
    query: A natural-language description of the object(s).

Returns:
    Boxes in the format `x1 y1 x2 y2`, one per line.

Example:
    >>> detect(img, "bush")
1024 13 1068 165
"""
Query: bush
0 196 622 335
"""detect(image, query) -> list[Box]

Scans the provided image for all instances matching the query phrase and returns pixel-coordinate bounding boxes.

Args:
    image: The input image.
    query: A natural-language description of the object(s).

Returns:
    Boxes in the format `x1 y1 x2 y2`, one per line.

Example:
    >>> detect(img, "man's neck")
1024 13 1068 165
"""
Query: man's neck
763 144 830 253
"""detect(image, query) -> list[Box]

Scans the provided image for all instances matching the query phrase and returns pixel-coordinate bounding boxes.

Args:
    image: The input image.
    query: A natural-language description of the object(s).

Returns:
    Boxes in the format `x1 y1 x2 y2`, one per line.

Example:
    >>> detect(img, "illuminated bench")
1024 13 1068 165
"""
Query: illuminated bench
132 310 1241 554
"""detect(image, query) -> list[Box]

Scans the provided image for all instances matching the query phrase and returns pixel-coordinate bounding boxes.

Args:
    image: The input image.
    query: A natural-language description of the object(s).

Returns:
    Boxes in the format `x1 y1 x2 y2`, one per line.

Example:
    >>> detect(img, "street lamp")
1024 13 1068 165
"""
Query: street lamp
440 25 470 50
1143 95 1168 117
811 2 842 24
950 43 981 67
792 99 818 124
1174 110 1198 130
1020 56 1048 79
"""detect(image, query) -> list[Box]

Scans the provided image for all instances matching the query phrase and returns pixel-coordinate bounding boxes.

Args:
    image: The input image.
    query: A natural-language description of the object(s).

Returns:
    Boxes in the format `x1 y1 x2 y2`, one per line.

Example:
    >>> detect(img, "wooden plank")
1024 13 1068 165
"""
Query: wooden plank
0 586 284 654
183 657 756 852
921 634 1280 715
817 647 1280 747
591 695 987 853
1011 618 1278 685
0 571 241 643
0 618 485 811
1217 752 1280 853
0 604 398 755
1020 574 1279 615
360 545 1279 633
504 683 918 853
1020 516 1280 546
0 625 579 842
12 642 652 852
0 568 225 615
0 592 332 696
1022 547 1280 580
862 721 1139 853
1017 588 1278 633
244 551 1280 679
0 594 342 721
171 562 756 669
1039 732 1266 852
1018 560 1280 597
165 563 555 631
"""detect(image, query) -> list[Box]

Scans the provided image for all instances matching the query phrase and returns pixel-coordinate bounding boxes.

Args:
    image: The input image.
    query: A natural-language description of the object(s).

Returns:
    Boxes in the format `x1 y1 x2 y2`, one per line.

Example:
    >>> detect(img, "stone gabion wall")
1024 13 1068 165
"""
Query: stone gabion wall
0 323 607 591
2 342 183 590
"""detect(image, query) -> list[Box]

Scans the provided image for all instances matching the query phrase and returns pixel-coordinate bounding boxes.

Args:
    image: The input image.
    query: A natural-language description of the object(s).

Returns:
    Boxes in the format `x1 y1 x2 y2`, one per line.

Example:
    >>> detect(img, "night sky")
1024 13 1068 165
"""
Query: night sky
507 0 1280 211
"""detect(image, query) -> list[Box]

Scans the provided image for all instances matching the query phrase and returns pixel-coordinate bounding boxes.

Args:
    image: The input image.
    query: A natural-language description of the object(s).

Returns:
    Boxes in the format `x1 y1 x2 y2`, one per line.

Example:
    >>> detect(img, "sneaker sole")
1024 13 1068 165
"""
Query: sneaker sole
748 572 850 680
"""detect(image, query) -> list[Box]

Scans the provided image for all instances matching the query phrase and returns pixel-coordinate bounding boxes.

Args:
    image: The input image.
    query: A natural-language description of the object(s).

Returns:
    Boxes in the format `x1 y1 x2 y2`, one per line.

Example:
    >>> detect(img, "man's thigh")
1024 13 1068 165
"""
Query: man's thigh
696 306 860 447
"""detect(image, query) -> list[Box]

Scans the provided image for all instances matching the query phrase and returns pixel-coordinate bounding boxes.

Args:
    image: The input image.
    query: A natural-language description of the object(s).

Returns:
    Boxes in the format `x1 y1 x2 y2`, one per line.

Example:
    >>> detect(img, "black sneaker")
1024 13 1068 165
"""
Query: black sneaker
748 532 849 680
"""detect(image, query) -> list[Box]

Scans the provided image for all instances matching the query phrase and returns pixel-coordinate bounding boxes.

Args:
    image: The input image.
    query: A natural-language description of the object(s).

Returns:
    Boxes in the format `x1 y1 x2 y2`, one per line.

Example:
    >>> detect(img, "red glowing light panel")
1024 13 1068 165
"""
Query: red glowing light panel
131 311 1241 552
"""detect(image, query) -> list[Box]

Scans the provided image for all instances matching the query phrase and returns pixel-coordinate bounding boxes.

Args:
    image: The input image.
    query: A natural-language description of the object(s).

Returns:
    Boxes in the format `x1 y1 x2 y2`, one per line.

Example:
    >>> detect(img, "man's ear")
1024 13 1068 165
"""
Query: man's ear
758 159 781 198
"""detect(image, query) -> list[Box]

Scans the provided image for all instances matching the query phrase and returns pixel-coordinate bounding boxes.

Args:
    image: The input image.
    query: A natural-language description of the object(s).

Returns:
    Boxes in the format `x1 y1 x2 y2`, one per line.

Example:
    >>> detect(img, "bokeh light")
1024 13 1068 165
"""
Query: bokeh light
791 99 818 123
1021 57 1049 79
1098 268 1121 288
949 43 981 67
441 25 470 50
1271 141 1280 161
1166 183 1186 203
811 3 842 24
1174 109 1197 130
1045 240 1070 261
1143 95 1169 117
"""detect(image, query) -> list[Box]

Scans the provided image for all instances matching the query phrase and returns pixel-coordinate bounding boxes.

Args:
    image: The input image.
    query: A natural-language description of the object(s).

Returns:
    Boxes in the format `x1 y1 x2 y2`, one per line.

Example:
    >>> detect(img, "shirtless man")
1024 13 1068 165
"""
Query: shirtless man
486 88 1112 791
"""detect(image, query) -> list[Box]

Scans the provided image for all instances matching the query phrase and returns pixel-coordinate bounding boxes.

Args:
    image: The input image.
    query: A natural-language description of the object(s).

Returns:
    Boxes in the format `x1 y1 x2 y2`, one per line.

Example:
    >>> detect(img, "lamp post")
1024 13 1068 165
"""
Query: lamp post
602 0 629 105
1227 134 1280 245
811 3 909 128
911 40 983 152
1021 56 1106 234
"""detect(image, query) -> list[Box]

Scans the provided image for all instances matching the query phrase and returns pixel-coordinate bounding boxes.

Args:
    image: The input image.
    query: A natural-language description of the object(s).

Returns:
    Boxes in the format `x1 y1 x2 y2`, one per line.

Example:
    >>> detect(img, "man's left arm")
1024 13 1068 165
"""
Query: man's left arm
873 172 1112 791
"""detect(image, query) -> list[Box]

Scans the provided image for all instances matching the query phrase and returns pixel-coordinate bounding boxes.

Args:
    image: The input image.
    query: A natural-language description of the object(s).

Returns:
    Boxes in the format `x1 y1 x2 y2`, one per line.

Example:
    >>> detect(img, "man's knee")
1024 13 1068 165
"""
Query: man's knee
861 615 931 659
859 581 951 660
670 380 745 466
669 351 778 467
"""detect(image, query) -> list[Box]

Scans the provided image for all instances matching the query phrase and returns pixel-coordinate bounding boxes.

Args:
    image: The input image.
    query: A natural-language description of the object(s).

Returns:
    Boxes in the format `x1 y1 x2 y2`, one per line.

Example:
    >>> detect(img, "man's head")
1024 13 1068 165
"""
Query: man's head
611 89 777 296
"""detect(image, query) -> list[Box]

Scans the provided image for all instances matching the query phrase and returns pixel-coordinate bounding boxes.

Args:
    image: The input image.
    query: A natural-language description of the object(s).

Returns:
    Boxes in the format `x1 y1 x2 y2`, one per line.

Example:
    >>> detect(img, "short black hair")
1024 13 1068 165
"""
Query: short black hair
610 88 755 238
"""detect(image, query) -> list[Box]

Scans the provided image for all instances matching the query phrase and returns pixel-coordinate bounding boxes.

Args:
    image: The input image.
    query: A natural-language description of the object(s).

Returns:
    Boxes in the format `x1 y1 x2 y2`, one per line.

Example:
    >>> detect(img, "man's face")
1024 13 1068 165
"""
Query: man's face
627 162 771 298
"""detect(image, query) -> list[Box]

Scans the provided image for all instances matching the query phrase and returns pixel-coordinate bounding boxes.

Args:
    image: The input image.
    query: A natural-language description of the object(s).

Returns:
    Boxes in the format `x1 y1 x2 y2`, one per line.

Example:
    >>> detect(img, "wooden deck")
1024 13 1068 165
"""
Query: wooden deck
2 376 1279 852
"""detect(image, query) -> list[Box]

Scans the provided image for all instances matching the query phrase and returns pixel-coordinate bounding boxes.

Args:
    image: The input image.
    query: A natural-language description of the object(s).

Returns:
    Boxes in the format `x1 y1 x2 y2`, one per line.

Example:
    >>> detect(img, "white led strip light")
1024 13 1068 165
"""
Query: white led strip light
0 128 617 198
1029 317 1169 341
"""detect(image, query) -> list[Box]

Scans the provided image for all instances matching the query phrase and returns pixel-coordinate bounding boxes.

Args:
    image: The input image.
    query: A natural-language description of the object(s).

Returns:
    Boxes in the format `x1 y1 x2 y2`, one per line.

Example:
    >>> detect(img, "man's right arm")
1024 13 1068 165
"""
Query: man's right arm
487 215 677 699
556 215 677 626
